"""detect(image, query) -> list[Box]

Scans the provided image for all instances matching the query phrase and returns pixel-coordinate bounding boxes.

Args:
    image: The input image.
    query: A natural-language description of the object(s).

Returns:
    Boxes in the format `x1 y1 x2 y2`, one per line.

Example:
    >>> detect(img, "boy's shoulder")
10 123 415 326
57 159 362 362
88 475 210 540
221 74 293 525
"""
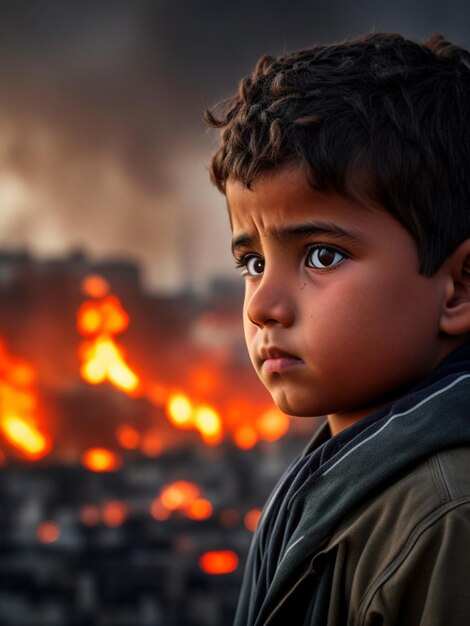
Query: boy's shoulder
329 443 470 553
234 359 470 626
326 444 470 623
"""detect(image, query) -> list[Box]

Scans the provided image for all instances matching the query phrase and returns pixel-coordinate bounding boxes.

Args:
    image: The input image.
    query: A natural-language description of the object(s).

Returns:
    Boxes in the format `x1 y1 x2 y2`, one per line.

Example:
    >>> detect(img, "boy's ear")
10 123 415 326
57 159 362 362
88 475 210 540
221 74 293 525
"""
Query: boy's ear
439 238 470 336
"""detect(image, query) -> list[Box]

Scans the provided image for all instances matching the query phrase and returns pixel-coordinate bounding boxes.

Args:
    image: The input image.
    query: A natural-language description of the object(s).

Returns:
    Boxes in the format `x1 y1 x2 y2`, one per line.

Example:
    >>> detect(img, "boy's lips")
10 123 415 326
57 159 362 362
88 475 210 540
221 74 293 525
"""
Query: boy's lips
259 346 303 373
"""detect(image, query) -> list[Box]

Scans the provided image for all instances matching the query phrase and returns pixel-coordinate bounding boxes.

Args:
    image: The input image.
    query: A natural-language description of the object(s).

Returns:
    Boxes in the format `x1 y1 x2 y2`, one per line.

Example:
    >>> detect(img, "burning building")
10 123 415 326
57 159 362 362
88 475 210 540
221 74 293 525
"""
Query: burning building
0 250 305 462
0 250 318 626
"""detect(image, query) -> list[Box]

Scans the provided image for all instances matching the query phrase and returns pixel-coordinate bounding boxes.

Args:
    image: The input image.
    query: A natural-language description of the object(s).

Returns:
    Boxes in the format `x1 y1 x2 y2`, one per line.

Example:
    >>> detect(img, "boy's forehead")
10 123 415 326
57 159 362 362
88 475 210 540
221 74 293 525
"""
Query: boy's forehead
226 169 312 233
226 167 376 237
225 166 421 263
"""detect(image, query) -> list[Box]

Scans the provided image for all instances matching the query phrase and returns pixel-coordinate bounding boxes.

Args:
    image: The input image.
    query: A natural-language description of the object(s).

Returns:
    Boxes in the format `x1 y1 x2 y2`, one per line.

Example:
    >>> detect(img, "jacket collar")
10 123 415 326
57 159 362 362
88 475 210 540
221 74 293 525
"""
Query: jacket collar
255 346 470 624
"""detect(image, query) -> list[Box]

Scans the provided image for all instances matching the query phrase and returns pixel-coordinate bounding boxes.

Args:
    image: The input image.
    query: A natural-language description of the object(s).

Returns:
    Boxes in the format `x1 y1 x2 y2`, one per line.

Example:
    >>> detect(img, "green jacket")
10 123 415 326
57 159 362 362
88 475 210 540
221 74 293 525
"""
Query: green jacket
234 347 470 626
263 441 470 625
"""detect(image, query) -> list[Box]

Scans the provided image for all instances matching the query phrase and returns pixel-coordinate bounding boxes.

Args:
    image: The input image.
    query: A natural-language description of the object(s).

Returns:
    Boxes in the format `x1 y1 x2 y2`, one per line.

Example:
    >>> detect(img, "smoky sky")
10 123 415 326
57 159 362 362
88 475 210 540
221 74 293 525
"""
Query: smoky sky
0 0 468 291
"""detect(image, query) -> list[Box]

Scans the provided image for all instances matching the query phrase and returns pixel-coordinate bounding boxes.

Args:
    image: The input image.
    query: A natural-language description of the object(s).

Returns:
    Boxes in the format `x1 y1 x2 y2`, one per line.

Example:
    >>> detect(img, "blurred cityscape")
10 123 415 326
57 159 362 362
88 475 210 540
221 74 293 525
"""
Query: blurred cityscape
0 250 319 626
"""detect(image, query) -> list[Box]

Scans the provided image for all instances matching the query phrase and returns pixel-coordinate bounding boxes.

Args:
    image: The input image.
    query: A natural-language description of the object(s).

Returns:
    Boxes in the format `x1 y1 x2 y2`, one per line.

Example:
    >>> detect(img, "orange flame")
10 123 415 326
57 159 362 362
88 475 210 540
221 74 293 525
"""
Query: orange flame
150 498 171 521
140 429 163 457
102 501 128 527
77 276 292 451
167 393 194 429
157 481 214 521
233 426 258 450
165 392 224 445
185 498 213 521
116 424 140 449
81 447 121 472
78 282 141 396
198 550 239 575
256 407 290 442
0 340 51 460
160 480 201 511
81 275 110 299
244 508 262 532
37 521 60 544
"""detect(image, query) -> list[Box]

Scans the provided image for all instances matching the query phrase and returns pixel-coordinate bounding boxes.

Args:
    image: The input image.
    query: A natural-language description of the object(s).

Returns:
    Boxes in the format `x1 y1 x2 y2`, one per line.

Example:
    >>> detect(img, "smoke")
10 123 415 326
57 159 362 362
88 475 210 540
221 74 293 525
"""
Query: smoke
0 1 234 292
0 0 466 291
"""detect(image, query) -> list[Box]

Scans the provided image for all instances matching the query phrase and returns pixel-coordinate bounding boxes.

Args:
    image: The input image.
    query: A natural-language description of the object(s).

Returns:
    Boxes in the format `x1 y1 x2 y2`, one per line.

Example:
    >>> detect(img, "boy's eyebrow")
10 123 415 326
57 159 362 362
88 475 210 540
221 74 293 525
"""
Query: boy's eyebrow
231 221 364 255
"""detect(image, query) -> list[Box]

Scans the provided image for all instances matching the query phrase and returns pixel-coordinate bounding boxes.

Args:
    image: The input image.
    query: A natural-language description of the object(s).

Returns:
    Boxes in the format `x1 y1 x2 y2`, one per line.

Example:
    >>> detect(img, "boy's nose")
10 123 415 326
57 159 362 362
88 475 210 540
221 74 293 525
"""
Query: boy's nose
245 275 295 329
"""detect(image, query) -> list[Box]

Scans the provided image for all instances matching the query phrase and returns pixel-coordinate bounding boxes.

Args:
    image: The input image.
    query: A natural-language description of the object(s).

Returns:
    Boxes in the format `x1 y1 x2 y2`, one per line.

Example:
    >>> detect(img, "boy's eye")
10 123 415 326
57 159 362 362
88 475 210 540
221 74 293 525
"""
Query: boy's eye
306 245 347 269
238 255 265 276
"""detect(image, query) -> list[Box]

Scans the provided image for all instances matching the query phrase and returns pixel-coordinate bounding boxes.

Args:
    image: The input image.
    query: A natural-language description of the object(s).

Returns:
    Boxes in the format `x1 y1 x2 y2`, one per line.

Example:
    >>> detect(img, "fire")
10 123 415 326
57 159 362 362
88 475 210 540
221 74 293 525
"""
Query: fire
193 405 223 443
160 480 201 511
81 274 110 299
37 521 60 544
0 339 51 460
165 392 224 445
76 276 290 450
81 447 121 472
155 480 214 521
2 415 51 460
150 498 171 521
76 277 292 451
256 407 290 442
102 501 128 527
140 429 163 457
77 282 141 396
167 393 194 428
165 390 291 448
198 550 239 575
116 424 140 449
185 498 213 521
233 426 258 450
244 508 262 532
79 336 140 393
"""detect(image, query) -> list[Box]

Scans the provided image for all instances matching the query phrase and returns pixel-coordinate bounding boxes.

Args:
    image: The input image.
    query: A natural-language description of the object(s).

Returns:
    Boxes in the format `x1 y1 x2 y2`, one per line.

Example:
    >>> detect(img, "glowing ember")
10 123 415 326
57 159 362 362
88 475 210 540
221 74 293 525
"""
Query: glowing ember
116 424 140 449
77 296 129 336
102 501 128 527
37 521 60 544
0 340 51 460
160 480 201 511
245 508 262 532
185 498 213 521
165 393 224 445
140 429 163 457
81 447 121 472
189 366 219 395
194 406 222 437
81 274 110 299
256 407 290 442
199 550 239 575
1 415 51 460
167 393 194 428
147 383 168 406
79 337 140 395
77 286 141 396
150 498 171 521
233 426 258 450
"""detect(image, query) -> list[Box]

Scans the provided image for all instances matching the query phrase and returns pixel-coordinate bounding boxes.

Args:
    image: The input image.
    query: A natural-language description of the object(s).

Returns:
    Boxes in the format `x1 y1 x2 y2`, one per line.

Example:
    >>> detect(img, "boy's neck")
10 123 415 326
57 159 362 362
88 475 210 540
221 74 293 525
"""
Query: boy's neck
327 414 361 437
327 398 396 436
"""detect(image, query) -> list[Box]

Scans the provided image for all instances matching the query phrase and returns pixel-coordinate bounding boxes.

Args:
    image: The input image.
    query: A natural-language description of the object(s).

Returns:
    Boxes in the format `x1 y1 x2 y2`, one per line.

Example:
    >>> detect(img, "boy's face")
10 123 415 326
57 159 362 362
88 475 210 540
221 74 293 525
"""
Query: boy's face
227 165 452 431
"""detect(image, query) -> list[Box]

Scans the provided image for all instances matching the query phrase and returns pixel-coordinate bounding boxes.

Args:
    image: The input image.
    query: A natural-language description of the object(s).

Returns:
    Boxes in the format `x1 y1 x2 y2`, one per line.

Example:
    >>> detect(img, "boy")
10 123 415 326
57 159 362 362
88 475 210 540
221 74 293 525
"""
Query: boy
205 33 470 625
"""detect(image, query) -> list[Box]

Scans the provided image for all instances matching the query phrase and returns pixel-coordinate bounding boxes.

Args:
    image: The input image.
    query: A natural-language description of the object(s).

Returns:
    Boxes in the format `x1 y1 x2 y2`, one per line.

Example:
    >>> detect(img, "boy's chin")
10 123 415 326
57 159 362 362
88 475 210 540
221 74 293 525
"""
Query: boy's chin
269 391 326 418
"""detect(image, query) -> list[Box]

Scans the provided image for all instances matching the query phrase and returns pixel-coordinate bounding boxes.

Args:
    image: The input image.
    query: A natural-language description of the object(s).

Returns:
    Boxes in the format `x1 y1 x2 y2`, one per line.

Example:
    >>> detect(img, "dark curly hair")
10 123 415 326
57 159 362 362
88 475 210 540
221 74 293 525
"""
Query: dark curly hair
204 32 470 275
